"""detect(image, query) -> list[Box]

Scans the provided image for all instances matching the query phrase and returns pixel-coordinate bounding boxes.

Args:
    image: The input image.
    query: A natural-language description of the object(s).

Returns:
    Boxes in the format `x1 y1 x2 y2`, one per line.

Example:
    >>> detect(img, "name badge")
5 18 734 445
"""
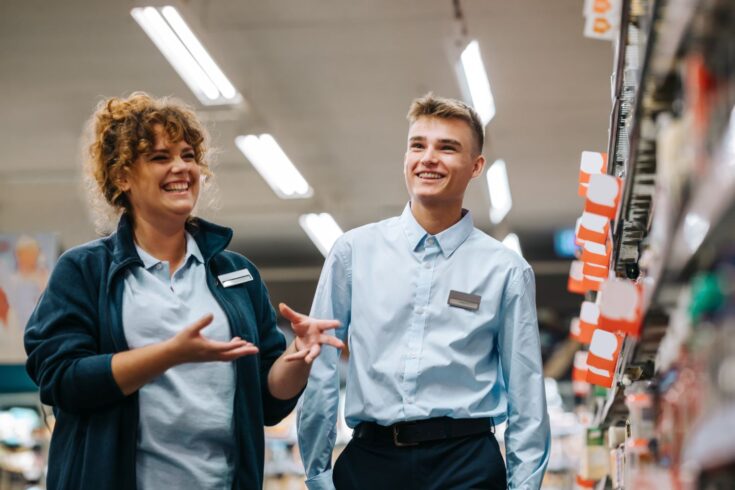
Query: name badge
448 290 481 311
218 268 253 288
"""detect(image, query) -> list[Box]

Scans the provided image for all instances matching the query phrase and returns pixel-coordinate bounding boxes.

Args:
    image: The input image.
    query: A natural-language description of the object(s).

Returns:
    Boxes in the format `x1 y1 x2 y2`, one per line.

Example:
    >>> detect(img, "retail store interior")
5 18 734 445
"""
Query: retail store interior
1 0 734 488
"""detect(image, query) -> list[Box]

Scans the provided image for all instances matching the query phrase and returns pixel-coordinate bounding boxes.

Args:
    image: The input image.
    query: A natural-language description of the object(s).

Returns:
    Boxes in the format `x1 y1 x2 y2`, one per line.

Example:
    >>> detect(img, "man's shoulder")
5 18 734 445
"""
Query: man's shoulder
465 228 532 273
340 215 400 242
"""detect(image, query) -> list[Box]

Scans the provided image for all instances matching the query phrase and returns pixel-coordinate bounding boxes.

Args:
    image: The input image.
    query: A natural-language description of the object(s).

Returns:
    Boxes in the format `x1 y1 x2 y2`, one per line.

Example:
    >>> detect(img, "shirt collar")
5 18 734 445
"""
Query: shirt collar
399 202 474 257
134 232 204 270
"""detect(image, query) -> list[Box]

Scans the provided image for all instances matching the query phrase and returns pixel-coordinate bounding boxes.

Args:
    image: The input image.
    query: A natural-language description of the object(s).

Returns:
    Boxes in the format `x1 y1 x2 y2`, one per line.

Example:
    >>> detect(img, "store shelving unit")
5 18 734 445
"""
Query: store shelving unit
578 0 735 486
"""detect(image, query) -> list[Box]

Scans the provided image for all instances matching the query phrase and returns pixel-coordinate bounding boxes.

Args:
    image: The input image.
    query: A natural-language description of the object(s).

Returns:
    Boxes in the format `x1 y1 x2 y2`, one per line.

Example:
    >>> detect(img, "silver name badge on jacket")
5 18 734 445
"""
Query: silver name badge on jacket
447 290 481 311
218 268 254 287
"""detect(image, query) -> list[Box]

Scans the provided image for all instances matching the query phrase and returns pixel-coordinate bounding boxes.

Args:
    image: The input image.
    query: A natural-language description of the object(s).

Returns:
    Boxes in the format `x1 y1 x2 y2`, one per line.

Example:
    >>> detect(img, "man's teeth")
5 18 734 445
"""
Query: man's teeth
418 172 443 179
163 182 189 191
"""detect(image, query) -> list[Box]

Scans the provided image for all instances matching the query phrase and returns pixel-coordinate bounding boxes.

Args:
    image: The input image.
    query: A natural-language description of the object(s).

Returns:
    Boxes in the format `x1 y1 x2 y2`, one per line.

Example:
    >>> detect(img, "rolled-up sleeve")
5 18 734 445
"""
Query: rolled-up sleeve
24 253 126 413
498 266 551 489
297 237 351 490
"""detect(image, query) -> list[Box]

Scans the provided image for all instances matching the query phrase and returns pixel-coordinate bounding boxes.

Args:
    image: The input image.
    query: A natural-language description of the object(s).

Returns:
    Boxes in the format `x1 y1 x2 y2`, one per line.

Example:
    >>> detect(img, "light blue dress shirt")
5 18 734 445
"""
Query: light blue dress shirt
297 204 550 490
122 233 235 490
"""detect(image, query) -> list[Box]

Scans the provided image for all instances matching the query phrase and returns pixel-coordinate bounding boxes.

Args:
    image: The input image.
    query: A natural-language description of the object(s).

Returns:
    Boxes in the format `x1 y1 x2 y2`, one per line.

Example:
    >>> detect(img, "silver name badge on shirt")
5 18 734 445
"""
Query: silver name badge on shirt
218 268 254 288
447 290 481 311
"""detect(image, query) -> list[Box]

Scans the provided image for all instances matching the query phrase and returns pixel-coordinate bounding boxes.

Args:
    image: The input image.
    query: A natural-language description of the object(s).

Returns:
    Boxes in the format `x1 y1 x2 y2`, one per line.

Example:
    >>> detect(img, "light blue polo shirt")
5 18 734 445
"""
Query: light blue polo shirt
122 233 235 489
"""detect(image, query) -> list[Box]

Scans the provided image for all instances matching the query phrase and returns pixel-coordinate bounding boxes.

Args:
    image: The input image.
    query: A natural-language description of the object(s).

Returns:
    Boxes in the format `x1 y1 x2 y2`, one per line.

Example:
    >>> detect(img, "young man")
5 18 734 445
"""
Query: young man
297 94 550 490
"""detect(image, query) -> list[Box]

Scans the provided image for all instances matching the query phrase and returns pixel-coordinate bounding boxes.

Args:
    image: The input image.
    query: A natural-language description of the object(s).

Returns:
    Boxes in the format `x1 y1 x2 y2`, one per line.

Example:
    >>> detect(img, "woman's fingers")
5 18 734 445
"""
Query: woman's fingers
316 320 342 332
278 302 304 323
319 334 345 350
185 313 214 335
304 343 321 364
219 344 259 360
284 349 310 362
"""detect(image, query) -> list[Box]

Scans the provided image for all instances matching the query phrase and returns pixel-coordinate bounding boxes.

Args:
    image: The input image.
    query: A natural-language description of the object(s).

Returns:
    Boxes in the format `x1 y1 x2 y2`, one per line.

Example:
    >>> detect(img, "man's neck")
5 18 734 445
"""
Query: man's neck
410 199 464 235
132 214 188 272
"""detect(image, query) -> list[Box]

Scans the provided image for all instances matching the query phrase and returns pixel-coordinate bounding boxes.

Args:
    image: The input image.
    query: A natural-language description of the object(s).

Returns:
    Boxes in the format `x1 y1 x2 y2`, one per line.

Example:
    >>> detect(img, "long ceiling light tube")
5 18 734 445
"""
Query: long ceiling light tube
235 134 313 199
299 213 344 257
487 159 512 224
502 233 523 257
131 6 241 105
459 40 496 126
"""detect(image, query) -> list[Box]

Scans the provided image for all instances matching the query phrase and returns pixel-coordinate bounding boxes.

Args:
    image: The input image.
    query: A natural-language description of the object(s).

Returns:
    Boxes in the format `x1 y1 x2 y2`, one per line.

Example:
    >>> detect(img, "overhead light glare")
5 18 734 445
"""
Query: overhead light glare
502 233 523 257
131 6 242 105
235 134 313 199
487 159 512 224
299 213 344 257
459 40 496 125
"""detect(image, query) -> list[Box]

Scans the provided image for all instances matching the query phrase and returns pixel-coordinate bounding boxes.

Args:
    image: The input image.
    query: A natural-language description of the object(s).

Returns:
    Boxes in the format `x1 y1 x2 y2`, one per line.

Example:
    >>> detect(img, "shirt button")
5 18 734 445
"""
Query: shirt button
155 264 162 270
416 307 424 315
426 237 435 246
423 262 431 269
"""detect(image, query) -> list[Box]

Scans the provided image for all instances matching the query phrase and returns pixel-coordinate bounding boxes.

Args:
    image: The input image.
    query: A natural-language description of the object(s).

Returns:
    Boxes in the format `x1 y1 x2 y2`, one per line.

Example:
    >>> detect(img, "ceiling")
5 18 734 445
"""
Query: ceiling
0 0 613 320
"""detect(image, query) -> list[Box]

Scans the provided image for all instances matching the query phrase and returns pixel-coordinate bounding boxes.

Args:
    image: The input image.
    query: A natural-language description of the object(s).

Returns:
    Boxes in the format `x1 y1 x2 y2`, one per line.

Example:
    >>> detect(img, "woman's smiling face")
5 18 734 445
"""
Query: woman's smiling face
120 125 201 226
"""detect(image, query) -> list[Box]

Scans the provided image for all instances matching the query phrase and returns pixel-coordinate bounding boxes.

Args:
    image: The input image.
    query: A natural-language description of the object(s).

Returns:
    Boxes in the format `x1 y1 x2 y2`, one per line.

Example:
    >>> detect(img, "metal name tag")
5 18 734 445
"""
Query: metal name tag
218 268 254 288
447 290 481 311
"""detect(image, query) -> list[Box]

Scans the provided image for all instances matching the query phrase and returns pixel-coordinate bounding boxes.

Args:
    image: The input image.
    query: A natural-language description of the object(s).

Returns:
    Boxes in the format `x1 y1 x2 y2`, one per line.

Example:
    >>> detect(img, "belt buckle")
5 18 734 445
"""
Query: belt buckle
392 425 418 447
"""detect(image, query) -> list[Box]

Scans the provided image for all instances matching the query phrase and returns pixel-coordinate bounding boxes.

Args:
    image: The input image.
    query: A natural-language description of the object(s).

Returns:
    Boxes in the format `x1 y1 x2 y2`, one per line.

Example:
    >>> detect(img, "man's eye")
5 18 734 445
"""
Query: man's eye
443 146 457 151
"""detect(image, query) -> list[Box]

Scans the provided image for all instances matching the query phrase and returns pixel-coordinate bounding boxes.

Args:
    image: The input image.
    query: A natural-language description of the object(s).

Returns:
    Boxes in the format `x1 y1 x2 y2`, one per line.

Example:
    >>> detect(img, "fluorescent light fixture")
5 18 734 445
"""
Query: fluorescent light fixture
458 40 496 125
486 159 512 224
235 134 313 199
131 6 242 106
502 233 523 257
299 213 344 257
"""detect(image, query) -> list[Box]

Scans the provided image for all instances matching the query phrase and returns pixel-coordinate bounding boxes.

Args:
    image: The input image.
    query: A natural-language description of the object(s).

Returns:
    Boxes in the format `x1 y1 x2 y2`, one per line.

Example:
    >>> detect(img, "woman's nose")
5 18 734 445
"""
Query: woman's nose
171 155 191 171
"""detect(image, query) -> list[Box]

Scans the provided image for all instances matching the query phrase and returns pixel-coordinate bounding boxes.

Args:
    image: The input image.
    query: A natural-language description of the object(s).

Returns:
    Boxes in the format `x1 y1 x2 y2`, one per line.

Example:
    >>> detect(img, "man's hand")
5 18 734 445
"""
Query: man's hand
279 303 344 364
167 314 260 364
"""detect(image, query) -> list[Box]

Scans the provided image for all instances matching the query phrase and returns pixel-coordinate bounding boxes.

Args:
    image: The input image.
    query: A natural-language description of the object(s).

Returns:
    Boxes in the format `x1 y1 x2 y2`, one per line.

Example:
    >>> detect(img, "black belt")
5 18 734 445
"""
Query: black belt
353 417 494 447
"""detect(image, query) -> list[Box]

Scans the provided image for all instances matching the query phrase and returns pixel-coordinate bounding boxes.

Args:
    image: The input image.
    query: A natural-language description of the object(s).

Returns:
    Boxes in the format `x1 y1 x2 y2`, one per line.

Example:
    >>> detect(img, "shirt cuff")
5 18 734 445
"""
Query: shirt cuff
305 469 334 490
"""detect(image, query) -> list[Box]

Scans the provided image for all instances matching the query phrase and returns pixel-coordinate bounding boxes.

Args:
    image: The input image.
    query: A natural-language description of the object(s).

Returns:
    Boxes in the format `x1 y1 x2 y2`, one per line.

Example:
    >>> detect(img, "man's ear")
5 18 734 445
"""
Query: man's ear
471 155 486 178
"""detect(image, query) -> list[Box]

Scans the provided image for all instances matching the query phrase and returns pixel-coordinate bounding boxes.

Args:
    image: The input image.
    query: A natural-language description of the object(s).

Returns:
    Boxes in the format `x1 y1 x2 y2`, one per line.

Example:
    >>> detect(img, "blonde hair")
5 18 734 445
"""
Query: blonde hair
407 93 484 154
82 92 214 233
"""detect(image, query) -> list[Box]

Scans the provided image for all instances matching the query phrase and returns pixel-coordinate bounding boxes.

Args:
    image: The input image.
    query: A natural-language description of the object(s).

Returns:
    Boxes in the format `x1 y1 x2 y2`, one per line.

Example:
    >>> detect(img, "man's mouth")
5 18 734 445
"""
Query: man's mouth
416 172 444 180
162 182 190 192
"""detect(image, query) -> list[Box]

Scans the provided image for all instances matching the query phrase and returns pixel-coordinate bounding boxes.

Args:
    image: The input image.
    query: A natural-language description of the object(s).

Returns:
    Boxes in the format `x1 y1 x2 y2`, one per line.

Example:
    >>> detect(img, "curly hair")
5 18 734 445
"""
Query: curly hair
82 92 214 232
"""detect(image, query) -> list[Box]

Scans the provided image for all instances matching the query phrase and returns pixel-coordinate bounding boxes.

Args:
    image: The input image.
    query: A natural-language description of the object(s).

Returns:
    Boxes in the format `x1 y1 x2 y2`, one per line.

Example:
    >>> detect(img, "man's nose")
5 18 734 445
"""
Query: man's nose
420 147 438 164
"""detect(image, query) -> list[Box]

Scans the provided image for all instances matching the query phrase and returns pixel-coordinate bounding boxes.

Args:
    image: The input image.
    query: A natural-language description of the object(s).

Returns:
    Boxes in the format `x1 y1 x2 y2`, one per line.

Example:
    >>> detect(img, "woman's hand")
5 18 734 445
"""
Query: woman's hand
167 314 260 364
278 303 344 364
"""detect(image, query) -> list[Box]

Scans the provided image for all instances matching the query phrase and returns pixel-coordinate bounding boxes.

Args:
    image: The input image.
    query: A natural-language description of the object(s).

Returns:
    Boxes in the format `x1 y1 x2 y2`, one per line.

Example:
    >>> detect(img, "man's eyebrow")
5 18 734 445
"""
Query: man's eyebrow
438 138 462 147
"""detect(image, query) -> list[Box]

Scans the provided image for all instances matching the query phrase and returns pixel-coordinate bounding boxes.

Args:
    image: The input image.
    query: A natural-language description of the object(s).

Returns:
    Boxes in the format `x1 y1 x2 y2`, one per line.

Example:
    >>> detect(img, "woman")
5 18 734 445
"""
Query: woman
24 92 343 489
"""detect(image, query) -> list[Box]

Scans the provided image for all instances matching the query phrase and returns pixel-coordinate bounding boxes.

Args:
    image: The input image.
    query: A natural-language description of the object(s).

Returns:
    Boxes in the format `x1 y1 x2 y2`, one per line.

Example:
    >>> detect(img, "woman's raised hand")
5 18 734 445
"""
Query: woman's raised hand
278 303 344 364
168 314 260 364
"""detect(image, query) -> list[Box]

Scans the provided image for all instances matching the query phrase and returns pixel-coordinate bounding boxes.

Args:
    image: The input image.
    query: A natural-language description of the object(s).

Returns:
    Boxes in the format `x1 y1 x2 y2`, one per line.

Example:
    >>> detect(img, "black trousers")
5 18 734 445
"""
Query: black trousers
332 432 507 490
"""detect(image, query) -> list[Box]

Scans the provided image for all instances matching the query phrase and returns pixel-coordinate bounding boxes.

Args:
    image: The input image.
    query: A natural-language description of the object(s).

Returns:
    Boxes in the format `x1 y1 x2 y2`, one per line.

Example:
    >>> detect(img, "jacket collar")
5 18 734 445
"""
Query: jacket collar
109 213 233 281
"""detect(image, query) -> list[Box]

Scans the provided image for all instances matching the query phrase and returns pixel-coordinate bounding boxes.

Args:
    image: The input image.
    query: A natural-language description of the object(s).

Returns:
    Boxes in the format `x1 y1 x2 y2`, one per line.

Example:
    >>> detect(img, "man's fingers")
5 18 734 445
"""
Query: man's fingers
186 314 214 334
278 302 304 323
